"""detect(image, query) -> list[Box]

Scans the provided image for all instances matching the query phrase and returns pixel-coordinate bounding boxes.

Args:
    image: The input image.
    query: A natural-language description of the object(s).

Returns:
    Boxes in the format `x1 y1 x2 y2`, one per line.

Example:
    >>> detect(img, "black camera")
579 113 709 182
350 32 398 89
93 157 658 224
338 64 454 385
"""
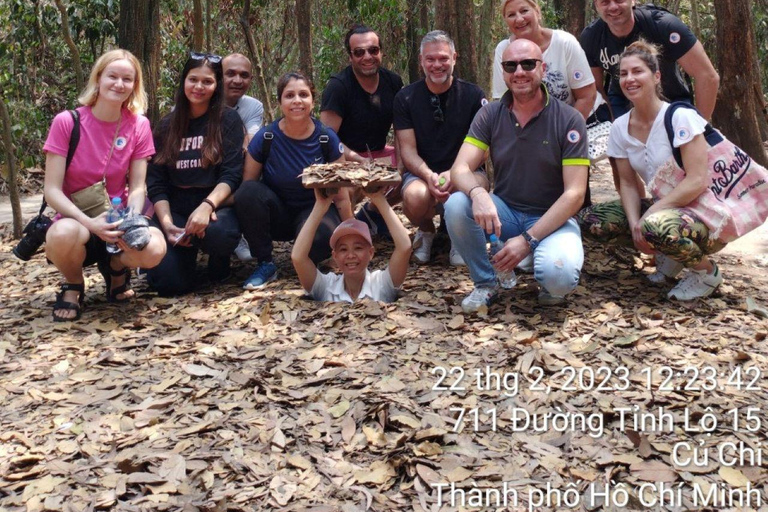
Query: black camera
12 214 52 261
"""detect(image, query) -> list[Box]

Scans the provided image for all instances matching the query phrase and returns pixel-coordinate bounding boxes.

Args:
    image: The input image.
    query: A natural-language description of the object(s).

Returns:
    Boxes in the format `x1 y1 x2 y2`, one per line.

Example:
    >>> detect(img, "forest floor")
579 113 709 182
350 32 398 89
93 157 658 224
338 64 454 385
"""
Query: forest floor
1 162 767 511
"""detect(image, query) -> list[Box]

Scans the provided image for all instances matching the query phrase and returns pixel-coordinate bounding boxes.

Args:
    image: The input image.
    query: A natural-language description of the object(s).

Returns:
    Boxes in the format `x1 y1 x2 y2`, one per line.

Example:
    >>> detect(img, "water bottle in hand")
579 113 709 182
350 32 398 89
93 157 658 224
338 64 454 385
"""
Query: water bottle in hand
489 234 517 289
106 197 125 254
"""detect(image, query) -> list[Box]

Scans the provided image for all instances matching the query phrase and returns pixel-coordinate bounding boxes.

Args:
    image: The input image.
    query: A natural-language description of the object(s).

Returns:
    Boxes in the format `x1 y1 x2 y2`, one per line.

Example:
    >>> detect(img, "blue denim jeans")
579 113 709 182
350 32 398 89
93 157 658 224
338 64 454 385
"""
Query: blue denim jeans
444 192 583 297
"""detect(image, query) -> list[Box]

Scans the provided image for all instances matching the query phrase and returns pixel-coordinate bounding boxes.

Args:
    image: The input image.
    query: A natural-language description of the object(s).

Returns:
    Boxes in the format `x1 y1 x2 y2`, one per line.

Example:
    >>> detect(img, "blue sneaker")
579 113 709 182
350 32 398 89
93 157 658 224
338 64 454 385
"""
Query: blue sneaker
243 261 277 290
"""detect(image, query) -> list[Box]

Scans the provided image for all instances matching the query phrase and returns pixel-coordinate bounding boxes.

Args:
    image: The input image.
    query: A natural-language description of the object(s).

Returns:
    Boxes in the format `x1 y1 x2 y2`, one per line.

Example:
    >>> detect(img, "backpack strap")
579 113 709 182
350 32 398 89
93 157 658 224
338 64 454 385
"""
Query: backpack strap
663 101 722 168
66 109 80 170
41 109 81 213
262 130 274 162
318 124 331 162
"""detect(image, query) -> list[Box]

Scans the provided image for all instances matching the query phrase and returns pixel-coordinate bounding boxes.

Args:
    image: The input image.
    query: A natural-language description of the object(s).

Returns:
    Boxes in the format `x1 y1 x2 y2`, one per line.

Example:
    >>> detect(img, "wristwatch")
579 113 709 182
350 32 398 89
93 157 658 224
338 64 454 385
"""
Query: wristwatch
521 230 539 251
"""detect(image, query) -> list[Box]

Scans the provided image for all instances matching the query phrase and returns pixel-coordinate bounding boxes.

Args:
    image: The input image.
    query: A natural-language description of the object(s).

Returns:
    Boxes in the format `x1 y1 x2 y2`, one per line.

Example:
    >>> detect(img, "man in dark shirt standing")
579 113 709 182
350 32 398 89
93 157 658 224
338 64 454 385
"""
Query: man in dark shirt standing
393 30 487 266
580 0 719 120
321 24 404 236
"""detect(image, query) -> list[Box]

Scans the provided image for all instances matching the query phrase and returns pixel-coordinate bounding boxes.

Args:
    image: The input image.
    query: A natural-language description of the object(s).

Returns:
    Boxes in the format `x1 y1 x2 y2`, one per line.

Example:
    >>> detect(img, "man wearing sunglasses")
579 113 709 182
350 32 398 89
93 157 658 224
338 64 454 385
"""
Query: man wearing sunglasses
320 24 404 237
393 30 487 266
445 39 589 313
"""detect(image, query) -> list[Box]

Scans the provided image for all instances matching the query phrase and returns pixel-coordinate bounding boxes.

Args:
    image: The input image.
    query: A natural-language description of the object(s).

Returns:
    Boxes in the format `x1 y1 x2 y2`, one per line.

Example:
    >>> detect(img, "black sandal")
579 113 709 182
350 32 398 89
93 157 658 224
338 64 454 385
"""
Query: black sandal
98 258 133 303
53 283 85 322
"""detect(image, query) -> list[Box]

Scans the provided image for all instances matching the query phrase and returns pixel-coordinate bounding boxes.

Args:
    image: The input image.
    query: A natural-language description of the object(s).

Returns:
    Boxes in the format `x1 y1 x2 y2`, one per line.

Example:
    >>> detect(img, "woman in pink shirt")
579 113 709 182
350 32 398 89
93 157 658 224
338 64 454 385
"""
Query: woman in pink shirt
43 49 166 321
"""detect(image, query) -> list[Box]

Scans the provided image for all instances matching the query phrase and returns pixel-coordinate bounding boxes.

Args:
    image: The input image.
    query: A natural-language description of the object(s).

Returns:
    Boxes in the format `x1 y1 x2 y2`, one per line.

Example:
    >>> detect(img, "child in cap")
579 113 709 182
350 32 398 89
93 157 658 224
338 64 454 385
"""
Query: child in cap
292 188 411 302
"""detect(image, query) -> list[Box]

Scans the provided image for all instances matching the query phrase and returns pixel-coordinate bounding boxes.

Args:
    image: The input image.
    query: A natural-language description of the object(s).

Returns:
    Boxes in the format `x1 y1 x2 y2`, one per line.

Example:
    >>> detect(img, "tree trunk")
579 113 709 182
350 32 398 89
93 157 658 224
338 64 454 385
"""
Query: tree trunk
239 0 274 123
53 0 84 94
119 0 161 124
0 93 22 238
192 0 204 51
689 0 700 39
296 0 313 81
712 0 767 166
435 0 477 83
406 0 422 83
553 0 587 38
206 0 212 52
476 0 496 94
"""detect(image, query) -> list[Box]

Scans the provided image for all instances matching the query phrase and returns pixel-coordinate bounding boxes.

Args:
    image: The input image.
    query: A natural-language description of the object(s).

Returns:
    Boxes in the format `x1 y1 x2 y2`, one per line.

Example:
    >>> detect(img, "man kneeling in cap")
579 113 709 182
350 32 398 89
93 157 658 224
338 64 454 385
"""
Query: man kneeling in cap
292 189 411 302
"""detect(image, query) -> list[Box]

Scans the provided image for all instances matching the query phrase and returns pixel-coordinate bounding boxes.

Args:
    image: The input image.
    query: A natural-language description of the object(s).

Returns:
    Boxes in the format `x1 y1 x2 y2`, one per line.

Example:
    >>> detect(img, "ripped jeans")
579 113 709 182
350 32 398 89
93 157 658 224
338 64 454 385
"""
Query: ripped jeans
444 192 583 297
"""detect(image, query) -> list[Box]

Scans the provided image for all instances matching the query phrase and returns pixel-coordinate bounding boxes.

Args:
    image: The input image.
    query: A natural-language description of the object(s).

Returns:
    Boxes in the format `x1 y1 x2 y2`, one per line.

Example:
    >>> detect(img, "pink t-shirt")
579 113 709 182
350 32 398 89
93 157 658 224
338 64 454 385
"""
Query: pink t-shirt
43 106 155 201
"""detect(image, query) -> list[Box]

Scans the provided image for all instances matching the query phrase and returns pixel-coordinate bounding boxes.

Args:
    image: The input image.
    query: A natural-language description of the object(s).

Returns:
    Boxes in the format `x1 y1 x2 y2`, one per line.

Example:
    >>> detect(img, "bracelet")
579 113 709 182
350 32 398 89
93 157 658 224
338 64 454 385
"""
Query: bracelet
202 198 216 211
467 185 484 198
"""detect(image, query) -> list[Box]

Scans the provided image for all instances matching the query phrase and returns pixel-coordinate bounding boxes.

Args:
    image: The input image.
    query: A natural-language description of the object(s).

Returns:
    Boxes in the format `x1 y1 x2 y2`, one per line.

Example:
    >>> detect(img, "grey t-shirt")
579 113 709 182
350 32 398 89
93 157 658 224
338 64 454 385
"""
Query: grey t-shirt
236 95 264 136
465 87 589 214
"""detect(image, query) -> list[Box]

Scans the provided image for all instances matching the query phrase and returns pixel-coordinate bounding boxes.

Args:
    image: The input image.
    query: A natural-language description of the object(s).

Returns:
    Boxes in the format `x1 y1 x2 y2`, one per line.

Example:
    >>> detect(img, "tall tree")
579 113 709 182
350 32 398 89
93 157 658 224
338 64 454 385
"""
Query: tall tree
239 0 274 123
712 0 767 166
192 0 204 51
119 0 161 125
53 0 84 93
296 0 313 81
0 92 21 238
435 0 478 84
553 0 587 37
406 0 422 83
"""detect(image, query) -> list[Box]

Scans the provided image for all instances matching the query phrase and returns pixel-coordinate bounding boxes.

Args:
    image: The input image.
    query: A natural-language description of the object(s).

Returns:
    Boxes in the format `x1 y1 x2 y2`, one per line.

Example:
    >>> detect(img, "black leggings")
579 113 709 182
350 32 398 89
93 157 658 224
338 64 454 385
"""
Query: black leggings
234 180 341 264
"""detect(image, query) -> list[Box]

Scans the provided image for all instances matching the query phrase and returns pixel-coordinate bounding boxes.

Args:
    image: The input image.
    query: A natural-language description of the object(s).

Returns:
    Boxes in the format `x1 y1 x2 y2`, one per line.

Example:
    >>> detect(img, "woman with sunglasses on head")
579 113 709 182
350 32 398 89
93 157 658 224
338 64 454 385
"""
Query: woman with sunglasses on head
43 49 166 322
492 0 597 120
578 41 725 300
234 71 350 290
146 52 245 296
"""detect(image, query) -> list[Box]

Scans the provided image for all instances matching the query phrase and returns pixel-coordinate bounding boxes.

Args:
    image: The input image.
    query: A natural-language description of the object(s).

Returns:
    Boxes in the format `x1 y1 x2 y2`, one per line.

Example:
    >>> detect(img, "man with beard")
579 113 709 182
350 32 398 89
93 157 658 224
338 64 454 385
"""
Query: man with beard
580 0 719 120
444 39 588 312
321 25 404 238
393 30 487 265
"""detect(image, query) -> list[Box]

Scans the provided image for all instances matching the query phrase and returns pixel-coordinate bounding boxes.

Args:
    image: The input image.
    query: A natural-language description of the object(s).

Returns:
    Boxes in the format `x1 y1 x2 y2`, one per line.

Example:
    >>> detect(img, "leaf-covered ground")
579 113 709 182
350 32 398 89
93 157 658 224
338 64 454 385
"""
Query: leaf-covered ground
1 165 767 511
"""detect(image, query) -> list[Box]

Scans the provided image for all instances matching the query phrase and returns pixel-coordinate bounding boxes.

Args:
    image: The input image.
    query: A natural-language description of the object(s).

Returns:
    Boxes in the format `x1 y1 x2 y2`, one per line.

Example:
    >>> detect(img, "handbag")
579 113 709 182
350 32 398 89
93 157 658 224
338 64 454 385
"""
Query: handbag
648 102 768 243
70 179 111 217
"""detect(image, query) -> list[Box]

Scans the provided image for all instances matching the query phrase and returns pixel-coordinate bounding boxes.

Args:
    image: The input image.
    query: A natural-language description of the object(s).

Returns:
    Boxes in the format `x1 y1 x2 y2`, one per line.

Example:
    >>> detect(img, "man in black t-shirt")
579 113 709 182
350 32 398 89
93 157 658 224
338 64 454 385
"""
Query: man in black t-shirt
580 1 719 120
320 25 403 164
393 30 487 265
321 24 404 238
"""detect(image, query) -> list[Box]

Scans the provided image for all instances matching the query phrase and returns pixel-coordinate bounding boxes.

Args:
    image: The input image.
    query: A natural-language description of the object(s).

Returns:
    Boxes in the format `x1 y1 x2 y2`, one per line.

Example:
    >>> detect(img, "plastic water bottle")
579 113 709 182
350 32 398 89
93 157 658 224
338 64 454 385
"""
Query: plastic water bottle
489 234 517 289
106 197 124 254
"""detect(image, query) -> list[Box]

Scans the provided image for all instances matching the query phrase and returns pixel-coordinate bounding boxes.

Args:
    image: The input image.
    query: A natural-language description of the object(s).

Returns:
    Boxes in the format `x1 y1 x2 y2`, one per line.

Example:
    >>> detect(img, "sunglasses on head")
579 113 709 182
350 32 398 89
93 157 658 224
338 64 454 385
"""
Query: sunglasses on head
501 59 541 72
190 51 222 64
430 95 444 123
351 46 381 58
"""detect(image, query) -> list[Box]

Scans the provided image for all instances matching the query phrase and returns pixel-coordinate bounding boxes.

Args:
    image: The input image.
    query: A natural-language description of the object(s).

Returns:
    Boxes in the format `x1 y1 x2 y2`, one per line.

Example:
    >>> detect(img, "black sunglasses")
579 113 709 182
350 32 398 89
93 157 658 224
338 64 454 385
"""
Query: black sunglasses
430 95 444 123
501 59 541 72
190 51 222 64
351 46 381 58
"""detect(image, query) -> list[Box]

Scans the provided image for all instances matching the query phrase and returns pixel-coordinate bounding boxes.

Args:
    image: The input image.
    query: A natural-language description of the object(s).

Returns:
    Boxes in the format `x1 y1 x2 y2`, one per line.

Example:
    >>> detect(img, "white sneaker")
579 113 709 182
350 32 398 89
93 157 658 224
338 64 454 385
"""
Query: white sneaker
449 245 465 266
667 264 723 300
516 254 534 273
412 230 435 264
647 253 684 284
461 285 499 313
234 236 254 262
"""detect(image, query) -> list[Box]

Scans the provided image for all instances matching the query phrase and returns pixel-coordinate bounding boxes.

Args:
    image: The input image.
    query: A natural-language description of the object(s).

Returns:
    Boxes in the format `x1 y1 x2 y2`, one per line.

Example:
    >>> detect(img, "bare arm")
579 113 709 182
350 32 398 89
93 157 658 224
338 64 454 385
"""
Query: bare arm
243 153 263 182
291 189 332 292
571 84 597 121
677 42 720 120
126 158 149 213
615 156 652 254
451 142 499 235
43 153 121 242
368 191 411 287
591 67 608 104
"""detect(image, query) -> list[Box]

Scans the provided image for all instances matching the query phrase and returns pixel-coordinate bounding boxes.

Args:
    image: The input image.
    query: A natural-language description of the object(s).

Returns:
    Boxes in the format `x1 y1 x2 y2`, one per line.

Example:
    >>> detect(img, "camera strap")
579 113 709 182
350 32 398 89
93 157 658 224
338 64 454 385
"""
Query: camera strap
39 109 80 213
